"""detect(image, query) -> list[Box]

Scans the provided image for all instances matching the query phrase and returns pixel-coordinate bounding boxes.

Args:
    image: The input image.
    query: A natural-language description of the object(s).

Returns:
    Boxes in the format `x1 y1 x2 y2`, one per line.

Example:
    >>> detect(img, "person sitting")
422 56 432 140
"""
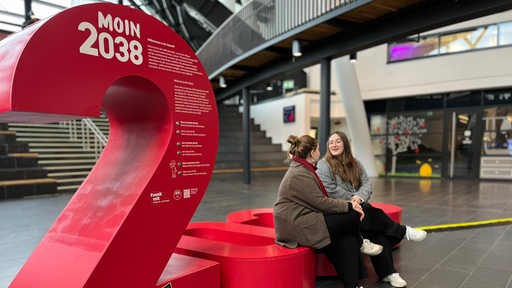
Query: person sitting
274 134 382 288
317 131 427 288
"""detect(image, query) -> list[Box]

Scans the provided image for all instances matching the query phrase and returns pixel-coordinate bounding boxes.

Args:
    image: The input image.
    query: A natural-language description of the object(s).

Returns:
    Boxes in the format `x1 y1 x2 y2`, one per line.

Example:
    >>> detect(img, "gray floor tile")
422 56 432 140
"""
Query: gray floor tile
1 175 511 288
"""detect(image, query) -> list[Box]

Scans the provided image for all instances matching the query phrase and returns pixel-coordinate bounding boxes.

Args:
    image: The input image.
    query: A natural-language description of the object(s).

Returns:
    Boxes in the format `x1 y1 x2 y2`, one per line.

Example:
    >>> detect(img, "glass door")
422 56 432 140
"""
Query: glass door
442 109 482 179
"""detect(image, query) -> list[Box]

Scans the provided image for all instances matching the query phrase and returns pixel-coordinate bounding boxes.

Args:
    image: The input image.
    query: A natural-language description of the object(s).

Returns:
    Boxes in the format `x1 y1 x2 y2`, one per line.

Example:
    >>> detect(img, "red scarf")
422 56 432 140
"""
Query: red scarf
292 156 329 197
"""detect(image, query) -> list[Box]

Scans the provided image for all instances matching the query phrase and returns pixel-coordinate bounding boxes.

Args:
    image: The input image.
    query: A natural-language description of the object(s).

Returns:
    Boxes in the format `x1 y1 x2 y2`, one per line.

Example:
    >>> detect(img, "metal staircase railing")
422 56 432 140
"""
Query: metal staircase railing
63 118 107 159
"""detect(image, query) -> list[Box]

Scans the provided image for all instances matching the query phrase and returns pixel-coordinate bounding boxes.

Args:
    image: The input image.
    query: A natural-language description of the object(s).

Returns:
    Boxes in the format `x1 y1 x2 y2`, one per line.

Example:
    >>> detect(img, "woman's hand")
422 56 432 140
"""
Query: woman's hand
351 196 362 206
352 202 365 221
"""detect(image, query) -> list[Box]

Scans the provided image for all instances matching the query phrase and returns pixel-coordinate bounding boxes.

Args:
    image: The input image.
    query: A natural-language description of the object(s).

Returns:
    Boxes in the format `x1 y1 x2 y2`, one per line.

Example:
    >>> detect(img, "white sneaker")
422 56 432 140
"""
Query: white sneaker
404 226 427 241
382 273 407 287
360 239 383 256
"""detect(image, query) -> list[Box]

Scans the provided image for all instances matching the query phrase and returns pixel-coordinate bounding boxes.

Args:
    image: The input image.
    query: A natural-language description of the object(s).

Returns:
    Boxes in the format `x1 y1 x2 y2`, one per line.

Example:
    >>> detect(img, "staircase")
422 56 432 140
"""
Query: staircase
215 105 288 173
0 124 58 199
7 116 110 193
3 106 286 195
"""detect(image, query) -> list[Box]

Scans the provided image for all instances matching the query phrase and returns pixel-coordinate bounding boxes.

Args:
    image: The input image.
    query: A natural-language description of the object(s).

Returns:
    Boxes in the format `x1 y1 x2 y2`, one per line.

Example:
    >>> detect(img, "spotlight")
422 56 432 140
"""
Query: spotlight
219 76 227 88
349 53 357 63
292 40 302 57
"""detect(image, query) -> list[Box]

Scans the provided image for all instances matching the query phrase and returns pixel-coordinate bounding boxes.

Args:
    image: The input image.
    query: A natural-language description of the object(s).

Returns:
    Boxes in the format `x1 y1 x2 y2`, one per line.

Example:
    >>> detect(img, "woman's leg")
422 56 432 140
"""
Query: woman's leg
364 233 396 279
323 211 362 245
320 212 367 288
360 203 406 247
319 235 363 288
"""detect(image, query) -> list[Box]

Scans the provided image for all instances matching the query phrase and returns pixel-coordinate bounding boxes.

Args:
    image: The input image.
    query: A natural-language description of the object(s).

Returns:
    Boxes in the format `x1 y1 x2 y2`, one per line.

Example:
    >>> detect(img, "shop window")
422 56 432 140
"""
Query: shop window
370 110 443 177
482 106 512 156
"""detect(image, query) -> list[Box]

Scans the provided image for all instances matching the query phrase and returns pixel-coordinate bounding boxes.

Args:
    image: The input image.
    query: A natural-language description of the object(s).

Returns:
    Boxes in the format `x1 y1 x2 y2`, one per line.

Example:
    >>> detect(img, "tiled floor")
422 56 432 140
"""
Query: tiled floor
1 172 511 288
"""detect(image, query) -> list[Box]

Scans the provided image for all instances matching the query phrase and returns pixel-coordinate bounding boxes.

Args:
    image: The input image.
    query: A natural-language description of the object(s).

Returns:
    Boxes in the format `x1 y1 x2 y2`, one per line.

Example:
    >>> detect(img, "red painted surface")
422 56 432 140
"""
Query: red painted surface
175 222 316 288
157 254 220 288
0 3 218 287
371 202 402 224
226 204 403 277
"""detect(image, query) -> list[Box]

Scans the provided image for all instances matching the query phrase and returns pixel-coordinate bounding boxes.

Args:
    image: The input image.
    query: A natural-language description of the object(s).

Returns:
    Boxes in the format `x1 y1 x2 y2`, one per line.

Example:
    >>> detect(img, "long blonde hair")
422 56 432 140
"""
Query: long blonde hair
324 131 362 189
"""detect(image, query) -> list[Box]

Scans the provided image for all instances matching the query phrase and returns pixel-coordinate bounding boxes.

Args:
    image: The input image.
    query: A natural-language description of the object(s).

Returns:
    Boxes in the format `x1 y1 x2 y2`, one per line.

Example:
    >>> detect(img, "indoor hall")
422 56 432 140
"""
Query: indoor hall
1 172 511 288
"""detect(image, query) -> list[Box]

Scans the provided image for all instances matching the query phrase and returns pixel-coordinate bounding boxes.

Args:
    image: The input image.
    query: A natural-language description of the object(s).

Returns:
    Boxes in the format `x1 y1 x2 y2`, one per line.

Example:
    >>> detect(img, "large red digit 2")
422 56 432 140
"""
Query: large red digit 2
0 3 218 287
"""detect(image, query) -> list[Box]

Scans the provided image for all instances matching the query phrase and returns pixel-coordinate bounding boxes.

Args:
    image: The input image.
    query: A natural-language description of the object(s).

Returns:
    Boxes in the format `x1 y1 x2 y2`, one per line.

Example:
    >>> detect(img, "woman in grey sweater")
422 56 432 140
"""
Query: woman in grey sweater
274 134 381 288
317 131 427 288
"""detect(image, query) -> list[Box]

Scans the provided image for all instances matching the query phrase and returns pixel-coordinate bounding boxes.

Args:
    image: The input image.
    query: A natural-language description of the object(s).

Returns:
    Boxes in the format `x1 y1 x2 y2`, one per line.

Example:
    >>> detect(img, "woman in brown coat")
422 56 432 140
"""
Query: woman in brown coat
274 135 380 288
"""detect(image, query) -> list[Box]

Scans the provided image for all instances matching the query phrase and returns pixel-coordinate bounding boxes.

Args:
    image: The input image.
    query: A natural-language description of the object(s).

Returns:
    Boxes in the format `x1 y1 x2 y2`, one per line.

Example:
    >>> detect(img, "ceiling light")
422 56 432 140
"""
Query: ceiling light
349 53 357 63
219 76 227 88
292 40 302 57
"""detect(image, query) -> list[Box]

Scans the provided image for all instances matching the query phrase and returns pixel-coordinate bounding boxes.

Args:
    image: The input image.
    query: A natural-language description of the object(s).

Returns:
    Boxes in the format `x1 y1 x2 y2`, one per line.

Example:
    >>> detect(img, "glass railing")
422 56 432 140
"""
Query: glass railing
196 0 358 78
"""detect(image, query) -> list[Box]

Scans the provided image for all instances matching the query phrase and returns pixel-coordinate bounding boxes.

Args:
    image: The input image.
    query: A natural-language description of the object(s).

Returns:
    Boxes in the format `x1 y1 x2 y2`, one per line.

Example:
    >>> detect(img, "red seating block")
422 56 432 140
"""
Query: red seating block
226 203 402 277
175 222 316 288
157 254 220 288
372 202 402 223
226 207 275 228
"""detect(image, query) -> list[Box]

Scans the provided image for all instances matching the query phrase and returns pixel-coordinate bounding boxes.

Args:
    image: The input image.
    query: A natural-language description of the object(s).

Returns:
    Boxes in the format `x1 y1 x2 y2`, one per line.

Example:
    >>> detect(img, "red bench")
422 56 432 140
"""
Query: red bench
226 203 403 277
174 221 316 288
157 254 220 288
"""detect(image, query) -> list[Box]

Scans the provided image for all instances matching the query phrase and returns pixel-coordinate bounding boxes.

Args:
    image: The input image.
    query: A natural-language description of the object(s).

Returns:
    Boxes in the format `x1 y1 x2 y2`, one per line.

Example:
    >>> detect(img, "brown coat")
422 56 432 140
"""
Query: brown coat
274 161 350 249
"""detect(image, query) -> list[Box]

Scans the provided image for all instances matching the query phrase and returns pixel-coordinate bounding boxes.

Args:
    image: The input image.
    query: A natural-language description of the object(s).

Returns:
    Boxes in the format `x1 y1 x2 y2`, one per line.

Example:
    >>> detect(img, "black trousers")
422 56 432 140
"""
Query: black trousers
360 202 407 279
319 211 367 288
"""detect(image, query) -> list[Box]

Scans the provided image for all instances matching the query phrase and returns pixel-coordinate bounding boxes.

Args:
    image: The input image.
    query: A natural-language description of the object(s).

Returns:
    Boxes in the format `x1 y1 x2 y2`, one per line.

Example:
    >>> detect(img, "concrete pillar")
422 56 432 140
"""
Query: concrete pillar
333 56 378 177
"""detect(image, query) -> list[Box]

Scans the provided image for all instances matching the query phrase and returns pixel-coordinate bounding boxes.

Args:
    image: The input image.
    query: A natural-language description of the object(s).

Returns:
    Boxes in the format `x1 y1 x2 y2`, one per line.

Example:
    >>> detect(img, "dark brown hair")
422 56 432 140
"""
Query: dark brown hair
287 135 317 159
324 131 362 188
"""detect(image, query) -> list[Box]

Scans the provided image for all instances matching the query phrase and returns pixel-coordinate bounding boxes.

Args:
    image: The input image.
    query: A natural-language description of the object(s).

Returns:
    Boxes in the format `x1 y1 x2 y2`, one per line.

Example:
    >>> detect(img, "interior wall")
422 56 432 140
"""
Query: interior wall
249 93 344 151
305 10 512 101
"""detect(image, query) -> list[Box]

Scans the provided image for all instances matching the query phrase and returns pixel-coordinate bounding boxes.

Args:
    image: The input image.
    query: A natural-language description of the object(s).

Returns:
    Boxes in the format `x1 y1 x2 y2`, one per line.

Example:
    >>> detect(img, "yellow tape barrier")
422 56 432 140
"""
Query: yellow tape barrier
415 217 512 232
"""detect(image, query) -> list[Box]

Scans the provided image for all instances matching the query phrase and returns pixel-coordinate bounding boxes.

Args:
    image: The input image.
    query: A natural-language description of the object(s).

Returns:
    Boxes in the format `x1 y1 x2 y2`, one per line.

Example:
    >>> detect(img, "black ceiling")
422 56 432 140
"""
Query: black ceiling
129 0 232 51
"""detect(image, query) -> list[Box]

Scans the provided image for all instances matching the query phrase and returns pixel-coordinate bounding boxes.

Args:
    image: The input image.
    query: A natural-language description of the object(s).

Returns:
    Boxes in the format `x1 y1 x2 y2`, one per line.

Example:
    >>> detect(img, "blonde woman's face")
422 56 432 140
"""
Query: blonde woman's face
328 134 344 156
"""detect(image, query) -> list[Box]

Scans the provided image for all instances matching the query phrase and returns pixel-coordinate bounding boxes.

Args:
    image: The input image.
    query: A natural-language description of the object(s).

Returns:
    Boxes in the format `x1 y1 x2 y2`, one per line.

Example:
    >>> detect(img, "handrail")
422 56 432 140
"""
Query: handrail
81 118 107 159
82 118 107 145
196 0 357 78
62 117 107 159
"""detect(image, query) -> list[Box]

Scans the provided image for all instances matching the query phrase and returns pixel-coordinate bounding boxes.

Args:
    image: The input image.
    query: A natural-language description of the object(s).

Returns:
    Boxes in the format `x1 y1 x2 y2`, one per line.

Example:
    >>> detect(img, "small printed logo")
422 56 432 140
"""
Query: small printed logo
150 191 170 204
173 189 182 200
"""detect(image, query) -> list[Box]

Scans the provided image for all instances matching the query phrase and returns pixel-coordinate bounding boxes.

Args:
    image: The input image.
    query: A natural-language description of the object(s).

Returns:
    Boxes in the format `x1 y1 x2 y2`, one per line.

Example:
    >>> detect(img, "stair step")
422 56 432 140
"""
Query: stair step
13 133 71 138
57 184 80 192
9 123 63 127
0 178 57 186
29 142 85 147
36 153 97 158
17 137 75 142
30 148 94 153
48 171 90 177
7 153 39 157
44 165 95 171
39 159 97 164
57 178 85 184
9 127 72 133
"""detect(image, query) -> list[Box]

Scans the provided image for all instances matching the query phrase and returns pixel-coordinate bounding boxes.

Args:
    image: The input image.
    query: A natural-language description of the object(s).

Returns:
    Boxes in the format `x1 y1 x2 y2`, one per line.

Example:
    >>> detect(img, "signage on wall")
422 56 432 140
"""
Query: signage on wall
283 105 295 123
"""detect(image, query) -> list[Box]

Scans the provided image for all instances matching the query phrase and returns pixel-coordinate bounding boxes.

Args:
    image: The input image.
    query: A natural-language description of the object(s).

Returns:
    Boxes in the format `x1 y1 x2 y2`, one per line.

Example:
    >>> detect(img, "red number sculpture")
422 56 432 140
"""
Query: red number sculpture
0 3 218 287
